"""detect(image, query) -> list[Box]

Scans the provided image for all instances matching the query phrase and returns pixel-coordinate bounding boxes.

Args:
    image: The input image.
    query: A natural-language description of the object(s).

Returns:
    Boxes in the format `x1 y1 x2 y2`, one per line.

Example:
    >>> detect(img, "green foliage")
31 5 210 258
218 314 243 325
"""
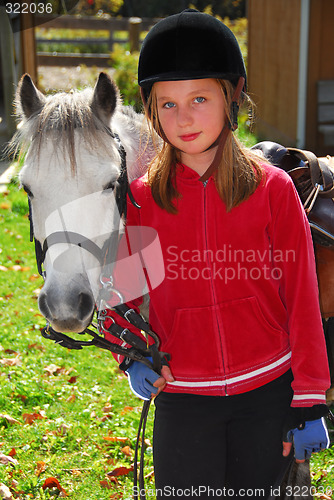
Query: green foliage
36 27 116 55
46 0 123 16
110 44 142 112
117 0 245 19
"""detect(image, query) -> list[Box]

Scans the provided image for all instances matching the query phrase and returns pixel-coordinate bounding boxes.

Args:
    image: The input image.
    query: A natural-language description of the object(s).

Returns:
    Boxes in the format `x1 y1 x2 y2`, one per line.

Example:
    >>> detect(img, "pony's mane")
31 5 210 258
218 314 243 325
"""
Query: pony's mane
10 87 117 171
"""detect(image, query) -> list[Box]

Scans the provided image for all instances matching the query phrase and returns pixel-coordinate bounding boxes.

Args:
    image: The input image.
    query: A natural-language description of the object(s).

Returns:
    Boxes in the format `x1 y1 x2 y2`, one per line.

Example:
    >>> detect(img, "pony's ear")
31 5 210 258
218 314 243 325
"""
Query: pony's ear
16 74 46 119
91 72 119 126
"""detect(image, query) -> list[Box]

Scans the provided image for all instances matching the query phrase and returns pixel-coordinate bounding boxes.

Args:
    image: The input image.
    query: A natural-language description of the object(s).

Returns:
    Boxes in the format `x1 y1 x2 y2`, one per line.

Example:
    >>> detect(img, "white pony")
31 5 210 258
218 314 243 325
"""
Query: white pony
12 72 156 334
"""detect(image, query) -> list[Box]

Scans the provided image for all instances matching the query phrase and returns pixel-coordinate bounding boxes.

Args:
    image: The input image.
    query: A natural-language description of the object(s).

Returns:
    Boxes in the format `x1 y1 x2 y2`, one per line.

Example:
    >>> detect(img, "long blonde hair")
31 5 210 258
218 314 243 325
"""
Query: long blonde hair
145 79 264 214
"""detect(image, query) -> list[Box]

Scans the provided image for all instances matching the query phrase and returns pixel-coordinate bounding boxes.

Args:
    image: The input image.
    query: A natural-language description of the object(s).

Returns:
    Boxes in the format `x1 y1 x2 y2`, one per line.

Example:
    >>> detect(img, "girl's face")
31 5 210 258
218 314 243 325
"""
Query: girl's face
155 78 226 171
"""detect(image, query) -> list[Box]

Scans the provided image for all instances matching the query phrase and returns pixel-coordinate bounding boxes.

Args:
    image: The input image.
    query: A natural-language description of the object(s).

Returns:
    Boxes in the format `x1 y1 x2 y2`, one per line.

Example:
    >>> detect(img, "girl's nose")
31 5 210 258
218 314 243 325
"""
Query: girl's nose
177 106 193 127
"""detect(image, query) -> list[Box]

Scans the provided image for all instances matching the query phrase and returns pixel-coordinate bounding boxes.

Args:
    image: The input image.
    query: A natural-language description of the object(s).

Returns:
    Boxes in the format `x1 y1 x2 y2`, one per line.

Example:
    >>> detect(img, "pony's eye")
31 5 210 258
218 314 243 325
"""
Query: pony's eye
103 181 116 192
22 184 34 199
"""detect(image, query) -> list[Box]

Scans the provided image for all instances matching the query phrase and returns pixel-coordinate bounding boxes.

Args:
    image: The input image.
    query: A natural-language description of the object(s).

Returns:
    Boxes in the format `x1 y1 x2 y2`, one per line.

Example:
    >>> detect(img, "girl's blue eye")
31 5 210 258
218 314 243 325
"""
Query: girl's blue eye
163 102 175 109
194 97 206 104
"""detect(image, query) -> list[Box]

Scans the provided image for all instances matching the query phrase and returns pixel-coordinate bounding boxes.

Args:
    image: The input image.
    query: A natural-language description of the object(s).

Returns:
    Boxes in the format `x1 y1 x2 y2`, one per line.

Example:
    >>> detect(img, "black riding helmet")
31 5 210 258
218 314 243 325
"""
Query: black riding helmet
138 9 247 182
138 9 247 104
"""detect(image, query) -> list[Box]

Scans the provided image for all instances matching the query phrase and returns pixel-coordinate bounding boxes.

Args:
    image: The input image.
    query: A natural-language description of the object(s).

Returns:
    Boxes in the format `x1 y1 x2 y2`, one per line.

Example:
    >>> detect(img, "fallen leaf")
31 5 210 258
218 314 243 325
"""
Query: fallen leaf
107 466 133 477
0 266 8 272
7 449 16 457
0 357 21 367
27 343 45 352
32 288 41 298
0 482 14 500
28 274 40 281
100 480 113 489
10 265 22 272
0 203 10 210
102 403 113 413
70 469 81 476
103 436 128 444
144 438 152 448
42 477 68 496
120 406 134 415
57 424 70 436
16 394 27 402
68 376 78 384
66 393 76 403
22 412 44 425
0 414 21 425
121 446 132 457
100 414 113 422
0 453 18 466
44 364 62 376
35 461 46 476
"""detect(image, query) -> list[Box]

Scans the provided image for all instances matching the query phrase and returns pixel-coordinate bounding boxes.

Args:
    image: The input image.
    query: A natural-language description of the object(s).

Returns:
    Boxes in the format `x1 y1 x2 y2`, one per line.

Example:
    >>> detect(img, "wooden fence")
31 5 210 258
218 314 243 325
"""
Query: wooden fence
35 15 159 67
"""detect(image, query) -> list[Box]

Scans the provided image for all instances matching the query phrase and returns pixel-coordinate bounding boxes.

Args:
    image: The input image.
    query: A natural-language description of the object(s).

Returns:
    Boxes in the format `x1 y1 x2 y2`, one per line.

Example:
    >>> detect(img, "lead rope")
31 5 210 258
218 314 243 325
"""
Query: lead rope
112 304 164 500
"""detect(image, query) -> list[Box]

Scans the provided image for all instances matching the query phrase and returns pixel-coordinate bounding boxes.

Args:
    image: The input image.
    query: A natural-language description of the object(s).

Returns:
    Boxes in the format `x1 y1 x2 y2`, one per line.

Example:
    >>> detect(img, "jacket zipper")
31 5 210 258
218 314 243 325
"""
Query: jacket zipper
202 181 228 394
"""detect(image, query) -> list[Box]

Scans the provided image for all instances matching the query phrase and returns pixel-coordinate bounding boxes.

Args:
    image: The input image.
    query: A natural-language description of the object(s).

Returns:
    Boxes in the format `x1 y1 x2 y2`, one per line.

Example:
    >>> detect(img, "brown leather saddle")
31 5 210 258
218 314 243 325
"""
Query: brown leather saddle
253 142 334 247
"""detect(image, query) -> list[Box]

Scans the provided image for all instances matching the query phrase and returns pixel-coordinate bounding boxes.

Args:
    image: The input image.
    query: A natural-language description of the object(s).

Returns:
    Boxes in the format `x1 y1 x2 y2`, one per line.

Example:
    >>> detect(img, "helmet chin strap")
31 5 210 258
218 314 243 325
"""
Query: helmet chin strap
141 76 245 183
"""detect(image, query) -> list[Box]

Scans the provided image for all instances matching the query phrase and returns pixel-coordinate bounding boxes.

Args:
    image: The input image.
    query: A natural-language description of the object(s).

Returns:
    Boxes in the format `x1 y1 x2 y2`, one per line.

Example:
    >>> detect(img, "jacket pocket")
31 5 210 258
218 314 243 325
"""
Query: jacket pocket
162 304 223 378
218 296 289 374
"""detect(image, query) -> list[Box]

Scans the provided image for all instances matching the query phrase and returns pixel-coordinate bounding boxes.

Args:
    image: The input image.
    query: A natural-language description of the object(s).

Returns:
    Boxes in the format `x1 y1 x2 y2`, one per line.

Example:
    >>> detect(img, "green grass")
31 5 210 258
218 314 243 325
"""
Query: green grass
1 171 334 499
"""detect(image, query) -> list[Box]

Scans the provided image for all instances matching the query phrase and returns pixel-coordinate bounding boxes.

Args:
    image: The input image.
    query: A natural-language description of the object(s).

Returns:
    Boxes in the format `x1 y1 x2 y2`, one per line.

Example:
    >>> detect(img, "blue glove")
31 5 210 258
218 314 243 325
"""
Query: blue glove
287 418 330 460
126 361 160 401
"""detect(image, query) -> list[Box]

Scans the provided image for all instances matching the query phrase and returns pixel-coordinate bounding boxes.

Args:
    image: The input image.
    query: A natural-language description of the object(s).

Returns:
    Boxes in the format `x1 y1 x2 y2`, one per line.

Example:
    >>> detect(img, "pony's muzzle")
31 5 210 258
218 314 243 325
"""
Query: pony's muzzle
38 281 95 333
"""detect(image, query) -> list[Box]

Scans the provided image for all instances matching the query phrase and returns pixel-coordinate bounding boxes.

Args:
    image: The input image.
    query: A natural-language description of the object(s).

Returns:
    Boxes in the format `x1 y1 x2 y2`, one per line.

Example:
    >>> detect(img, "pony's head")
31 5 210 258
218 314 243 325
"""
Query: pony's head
13 72 150 333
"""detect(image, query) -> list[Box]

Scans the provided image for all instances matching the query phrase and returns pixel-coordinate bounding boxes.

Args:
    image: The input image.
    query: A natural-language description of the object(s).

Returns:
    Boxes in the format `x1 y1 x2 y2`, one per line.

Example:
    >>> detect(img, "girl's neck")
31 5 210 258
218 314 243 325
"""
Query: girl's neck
179 147 218 176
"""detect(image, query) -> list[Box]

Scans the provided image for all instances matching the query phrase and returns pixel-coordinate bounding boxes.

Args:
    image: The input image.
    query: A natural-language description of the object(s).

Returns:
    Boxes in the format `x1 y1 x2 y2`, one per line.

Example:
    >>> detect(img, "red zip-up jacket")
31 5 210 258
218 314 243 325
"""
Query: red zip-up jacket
105 162 330 407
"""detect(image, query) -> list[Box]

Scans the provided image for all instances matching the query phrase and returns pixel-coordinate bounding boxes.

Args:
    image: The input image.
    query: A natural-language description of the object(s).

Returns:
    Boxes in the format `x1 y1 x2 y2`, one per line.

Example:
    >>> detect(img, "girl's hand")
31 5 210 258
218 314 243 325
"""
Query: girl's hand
126 362 175 401
153 365 175 396
282 418 330 462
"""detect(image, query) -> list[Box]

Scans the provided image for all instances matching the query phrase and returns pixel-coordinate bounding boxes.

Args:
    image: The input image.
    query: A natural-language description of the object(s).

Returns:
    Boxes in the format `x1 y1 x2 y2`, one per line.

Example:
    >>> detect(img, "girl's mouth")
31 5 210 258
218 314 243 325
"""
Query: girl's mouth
179 132 201 142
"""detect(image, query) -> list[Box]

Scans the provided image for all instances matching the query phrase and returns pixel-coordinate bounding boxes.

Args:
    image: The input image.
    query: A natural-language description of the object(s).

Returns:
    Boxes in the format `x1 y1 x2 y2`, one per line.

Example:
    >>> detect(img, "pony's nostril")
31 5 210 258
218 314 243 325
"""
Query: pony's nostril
78 292 94 321
38 291 52 319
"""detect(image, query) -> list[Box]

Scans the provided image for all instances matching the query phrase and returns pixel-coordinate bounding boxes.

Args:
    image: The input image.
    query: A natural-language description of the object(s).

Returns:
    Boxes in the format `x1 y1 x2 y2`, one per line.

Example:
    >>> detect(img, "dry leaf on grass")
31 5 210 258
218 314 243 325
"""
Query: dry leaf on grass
22 412 45 425
35 461 46 476
0 356 21 366
102 403 113 413
100 479 115 489
107 466 134 477
120 406 134 415
0 414 21 425
103 436 128 444
0 454 18 466
42 477 68 496
121 446 132 457
44 364 62 376
0 483 14 500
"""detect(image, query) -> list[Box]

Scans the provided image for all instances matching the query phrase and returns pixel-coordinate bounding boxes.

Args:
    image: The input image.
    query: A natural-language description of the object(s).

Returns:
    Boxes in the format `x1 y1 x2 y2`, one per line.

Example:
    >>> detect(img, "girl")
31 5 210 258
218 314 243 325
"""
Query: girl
106 9 331 499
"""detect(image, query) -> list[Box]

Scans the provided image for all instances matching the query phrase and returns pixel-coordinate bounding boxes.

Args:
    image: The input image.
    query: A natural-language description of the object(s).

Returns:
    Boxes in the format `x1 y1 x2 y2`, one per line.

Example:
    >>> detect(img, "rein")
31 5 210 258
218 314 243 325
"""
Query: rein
27 128 164 499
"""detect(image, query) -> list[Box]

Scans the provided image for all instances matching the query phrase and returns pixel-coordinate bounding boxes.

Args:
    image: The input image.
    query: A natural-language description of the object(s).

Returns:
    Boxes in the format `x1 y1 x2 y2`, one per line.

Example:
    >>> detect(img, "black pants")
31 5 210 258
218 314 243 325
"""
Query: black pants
153 371 293 499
